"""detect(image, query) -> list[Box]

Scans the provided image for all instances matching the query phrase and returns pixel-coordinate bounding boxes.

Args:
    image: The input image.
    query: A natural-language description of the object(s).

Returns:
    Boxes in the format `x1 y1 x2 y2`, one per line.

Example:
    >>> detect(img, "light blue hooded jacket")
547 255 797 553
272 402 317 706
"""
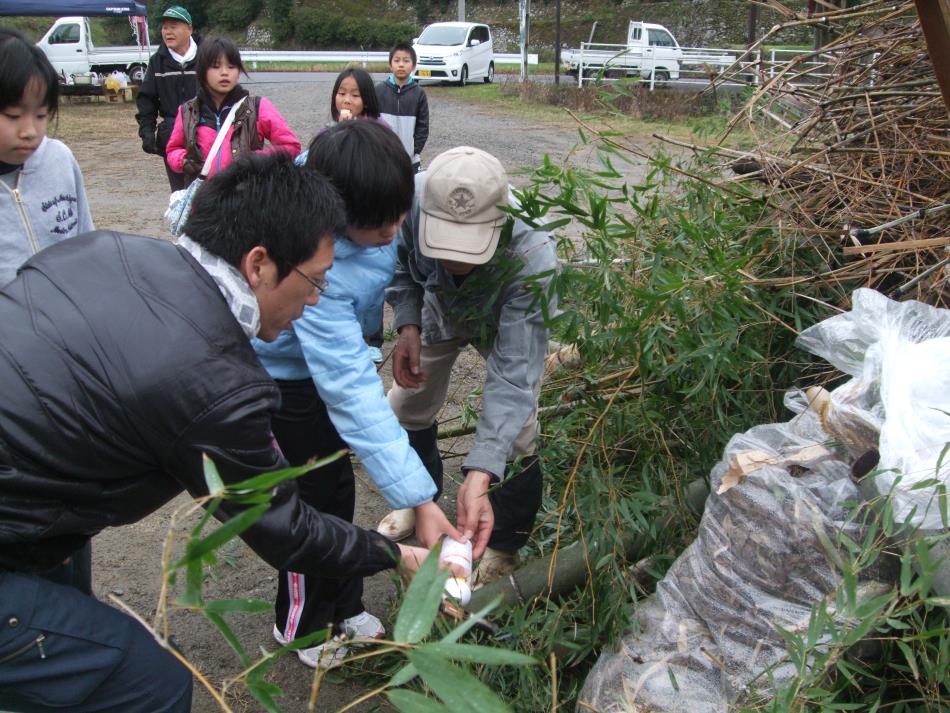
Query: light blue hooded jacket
252 235 437 509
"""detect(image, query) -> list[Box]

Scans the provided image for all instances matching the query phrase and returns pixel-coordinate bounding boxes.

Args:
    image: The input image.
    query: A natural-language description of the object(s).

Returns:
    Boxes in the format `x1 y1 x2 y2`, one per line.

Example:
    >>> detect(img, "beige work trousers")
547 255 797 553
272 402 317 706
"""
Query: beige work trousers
387 337 539 461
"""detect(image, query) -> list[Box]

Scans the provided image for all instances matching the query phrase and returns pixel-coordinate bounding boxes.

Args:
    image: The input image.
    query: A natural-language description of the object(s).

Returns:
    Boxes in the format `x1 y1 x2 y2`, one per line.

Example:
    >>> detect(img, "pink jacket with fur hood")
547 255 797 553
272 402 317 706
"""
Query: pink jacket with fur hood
165 92 300 179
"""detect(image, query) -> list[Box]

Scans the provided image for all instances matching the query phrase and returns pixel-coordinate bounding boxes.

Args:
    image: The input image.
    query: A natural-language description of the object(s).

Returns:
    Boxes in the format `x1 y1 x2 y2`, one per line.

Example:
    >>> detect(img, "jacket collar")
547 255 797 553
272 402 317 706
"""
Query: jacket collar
176 235 261 339
16 137 49 177
387 75 415 89
197 85 250 119
167 37 198 65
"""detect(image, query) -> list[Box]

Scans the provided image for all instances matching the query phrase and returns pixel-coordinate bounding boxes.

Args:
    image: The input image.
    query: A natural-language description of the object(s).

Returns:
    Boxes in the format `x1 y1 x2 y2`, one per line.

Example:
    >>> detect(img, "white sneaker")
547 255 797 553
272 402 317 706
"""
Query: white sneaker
341 611 385 640
272 624 349 670
377 508 416 541
367 346 384 364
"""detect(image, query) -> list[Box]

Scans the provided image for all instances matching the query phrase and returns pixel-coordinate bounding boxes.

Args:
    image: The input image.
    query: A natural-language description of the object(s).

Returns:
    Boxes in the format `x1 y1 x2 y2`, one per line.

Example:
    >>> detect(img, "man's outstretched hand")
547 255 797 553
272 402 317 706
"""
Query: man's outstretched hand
456 470 494 559
392 324 427 389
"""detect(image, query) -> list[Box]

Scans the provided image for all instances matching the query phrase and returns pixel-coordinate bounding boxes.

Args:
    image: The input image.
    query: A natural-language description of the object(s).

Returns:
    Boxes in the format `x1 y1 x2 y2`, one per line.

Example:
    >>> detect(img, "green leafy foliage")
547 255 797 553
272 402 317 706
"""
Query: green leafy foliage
739 488 949 712
162 458 536 711
215 0 263 31
457 112 889 711
292 8 417 50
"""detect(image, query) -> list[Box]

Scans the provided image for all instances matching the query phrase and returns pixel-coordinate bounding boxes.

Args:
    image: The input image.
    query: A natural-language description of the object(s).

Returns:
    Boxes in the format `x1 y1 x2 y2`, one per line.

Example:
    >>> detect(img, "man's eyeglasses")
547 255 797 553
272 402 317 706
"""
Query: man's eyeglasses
294 267 328 295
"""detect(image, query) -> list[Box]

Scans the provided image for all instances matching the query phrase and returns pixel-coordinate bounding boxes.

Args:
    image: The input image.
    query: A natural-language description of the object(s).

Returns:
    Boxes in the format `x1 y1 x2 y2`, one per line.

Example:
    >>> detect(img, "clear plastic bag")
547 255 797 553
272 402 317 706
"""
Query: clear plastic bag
164 179 202 237
580 289 948 712
579 403 875 712
796 288 950 529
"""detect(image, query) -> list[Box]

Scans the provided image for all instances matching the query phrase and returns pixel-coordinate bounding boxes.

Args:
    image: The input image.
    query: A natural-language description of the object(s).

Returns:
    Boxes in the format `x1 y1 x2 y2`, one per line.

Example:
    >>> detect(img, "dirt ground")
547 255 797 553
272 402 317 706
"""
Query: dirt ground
50 73 654 712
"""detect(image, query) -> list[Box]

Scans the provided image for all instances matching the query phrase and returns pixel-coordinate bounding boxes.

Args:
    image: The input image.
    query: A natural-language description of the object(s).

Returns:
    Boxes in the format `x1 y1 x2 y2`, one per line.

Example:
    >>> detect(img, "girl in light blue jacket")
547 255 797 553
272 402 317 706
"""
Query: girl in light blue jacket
253 120 460 670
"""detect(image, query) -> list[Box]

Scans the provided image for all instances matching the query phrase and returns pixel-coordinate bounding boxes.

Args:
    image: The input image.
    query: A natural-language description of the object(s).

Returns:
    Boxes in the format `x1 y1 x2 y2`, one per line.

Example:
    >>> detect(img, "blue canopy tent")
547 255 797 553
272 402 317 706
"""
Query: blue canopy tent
0 1 147 15
2 1 152 89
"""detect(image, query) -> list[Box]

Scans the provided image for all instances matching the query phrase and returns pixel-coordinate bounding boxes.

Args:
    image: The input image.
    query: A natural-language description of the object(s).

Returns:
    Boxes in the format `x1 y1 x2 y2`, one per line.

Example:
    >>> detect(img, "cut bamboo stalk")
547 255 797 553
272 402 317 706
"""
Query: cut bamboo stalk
464 480 710 612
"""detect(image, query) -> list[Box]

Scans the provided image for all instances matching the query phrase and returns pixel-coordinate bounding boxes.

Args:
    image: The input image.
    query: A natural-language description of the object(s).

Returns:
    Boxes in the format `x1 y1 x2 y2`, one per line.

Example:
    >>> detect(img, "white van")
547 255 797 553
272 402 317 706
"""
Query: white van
413 22 494 86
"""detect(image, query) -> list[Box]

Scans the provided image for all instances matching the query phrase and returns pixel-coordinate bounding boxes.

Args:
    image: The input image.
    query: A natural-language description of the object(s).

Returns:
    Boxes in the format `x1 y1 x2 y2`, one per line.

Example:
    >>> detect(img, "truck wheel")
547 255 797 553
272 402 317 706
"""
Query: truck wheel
652 69 670 86
458 65 468 86
484 62 494 84
129 64 147 84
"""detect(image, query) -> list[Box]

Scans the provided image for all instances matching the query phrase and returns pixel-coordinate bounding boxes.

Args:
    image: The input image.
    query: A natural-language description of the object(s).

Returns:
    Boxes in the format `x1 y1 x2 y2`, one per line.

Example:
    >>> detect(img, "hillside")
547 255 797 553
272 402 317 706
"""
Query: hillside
226 0 813 55
7 0 812 58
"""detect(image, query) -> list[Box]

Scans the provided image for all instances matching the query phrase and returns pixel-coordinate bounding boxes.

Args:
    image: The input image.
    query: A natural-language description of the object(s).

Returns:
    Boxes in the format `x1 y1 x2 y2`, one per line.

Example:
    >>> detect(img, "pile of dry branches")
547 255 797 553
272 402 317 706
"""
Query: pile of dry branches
719 1 950 306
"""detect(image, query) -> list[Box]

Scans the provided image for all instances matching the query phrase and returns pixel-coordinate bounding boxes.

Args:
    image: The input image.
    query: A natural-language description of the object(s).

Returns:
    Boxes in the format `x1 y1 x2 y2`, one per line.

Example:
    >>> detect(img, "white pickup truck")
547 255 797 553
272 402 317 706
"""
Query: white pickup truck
562 22 683 82
36 16 151 83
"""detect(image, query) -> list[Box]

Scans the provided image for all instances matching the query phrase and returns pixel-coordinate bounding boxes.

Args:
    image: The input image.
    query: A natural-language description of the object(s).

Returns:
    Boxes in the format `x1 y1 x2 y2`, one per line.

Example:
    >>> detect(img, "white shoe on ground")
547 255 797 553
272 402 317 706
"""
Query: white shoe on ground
272 624 348 670
340 610 385 640
377 507 416 541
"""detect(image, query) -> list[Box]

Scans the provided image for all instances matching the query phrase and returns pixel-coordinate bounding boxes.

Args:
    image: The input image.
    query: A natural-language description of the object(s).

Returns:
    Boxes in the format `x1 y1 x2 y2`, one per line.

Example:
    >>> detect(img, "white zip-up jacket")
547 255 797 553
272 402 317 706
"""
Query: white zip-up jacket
0 138 94 287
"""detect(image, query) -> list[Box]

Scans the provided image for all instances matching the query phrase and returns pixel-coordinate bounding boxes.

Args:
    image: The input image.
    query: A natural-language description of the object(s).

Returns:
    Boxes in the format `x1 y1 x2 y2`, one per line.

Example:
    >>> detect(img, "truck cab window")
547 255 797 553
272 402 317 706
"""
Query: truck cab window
648 29 675 48
49 23 81 44
630 27 641 42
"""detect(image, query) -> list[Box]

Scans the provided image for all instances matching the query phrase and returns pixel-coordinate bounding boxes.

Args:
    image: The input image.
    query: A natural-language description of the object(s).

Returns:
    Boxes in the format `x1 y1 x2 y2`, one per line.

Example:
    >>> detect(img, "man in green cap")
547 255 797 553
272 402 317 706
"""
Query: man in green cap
135 6 199 191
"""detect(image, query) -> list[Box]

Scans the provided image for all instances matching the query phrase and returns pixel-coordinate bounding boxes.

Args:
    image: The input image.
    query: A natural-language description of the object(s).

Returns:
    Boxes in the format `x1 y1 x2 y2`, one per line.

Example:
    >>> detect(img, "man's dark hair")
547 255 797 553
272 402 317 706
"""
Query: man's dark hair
0 28 59 118
306 121 413 231
330 68 380 121
184 152 344 280
389 43 416 65
196 36 246 94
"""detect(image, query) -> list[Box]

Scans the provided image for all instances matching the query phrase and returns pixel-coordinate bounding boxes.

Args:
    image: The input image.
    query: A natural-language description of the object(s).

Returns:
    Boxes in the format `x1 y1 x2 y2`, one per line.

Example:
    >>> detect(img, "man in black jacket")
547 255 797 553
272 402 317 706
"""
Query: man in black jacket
135 5 199 191
0 153 428 712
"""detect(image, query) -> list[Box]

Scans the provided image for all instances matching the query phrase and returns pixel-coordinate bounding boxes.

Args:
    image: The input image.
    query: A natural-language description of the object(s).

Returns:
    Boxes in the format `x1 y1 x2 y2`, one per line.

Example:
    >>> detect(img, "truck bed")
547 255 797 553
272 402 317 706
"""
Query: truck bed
87 45 150 66
561 47 646 69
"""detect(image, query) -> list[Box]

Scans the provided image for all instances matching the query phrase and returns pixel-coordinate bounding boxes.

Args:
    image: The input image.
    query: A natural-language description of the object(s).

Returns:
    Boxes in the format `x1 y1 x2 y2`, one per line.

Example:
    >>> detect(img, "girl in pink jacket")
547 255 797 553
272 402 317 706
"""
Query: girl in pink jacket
166 37 300 185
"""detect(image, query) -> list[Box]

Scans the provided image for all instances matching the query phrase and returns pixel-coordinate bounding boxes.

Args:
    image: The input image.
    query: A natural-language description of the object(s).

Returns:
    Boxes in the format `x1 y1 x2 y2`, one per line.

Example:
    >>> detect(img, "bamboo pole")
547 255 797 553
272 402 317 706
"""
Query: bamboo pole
914 0 950 114
464 480 710 612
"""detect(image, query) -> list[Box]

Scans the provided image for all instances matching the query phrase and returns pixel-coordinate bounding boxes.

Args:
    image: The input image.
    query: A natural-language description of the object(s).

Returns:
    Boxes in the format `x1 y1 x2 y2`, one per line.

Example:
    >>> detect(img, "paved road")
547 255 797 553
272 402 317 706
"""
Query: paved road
242 71 594 181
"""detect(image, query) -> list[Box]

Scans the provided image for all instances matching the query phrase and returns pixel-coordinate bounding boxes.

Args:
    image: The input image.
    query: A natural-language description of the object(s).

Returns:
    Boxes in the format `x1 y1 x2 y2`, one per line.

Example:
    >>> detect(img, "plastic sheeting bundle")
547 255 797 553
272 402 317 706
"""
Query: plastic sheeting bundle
579 289 949 712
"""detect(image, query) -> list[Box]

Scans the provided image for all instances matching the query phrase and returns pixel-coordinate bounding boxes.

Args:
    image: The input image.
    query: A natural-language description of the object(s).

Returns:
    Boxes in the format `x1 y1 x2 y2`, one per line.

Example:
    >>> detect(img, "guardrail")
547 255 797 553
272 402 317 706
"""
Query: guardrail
242 50 538 67
566 43 835 90
566 42 747 89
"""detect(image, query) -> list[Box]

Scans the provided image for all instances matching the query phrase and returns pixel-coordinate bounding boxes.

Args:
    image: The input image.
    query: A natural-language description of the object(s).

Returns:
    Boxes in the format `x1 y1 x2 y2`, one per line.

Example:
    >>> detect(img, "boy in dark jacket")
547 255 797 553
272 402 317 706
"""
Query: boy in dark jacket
135 5 199 190
0 153 430 712
376 43 429 172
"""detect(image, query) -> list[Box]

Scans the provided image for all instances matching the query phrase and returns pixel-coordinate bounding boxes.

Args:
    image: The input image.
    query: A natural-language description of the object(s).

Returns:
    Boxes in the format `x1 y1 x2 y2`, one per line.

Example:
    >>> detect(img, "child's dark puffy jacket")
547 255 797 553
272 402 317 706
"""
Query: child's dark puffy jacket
375 77 429 161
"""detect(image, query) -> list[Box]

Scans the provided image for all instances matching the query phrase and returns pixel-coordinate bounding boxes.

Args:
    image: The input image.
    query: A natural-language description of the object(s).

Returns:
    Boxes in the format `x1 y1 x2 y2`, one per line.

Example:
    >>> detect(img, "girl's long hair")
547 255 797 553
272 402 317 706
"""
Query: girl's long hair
330 68 380 122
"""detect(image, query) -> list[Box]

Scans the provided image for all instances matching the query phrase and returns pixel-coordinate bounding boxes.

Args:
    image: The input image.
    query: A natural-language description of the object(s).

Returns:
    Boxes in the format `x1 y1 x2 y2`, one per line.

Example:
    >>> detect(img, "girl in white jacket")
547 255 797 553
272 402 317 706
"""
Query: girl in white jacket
0 28 94 287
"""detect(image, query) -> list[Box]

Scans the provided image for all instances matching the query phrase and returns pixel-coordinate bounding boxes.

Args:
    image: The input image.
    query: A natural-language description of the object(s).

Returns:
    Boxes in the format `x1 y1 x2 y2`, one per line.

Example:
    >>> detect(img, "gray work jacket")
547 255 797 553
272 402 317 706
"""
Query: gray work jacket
387 176 560 479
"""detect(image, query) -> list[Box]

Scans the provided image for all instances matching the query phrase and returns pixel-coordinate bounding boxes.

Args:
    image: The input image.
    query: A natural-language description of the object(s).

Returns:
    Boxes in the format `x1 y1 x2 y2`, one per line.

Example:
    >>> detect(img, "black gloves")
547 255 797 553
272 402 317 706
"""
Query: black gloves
141 134 159 155
182 158 202 176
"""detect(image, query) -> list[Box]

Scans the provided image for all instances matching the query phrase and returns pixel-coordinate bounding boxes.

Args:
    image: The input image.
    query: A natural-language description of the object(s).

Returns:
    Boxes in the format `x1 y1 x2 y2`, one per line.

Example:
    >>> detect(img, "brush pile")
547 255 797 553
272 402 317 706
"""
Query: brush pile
719 1 949 306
